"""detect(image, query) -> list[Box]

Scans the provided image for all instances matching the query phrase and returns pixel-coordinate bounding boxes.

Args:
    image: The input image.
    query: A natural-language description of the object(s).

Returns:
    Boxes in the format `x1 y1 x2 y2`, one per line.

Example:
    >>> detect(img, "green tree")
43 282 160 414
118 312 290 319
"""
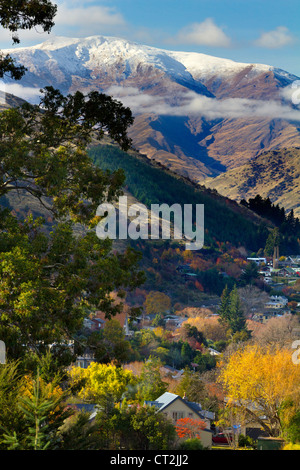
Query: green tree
0 214 143 362
218 285 249 338
227 286 248 335
0 85 143 364
0 87 134 223
218 285 231 329
0 362 26 448
0 363 72 450
264 227 281 257
91 319 132 365
175 369 206 404
57 411 103 450
240 261 259 285
137 356 168 402
119 404 176 450
0 0 57 79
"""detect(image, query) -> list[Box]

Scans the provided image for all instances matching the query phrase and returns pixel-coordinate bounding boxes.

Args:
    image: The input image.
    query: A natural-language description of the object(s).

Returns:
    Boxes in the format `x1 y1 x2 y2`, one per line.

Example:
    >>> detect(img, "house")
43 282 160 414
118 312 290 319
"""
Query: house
145 392 214 448
265 295 288 310
160 365 184 380
247 257 267 265
73 353 94 369
277 267 298 277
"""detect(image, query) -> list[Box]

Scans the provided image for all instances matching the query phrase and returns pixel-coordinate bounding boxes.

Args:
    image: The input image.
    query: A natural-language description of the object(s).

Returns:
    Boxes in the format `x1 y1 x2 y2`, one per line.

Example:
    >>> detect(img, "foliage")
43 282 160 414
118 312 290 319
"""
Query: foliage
238 434 256 448
0 362 26 449
177 437 204 450
240 261 259 285
0 88 133 225
0 362 72 450
90 144 269 251
87 319 132 366
0 212 143 362
144 291 171 316
68 362 138 404
218 344 300 437
279 399 300 444
175 417 206 440
0 85 143 365
117 404 176 450
218 285 250 338
241 195 300 254
57 411 103 450
283 443 300 450
0 0 57 79
137 356 168 402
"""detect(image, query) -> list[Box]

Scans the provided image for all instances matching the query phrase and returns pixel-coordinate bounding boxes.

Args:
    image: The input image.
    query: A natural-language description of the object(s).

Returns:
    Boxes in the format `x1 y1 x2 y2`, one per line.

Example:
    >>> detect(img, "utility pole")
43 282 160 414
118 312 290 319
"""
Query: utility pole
273 245 279 270
0 341 6 364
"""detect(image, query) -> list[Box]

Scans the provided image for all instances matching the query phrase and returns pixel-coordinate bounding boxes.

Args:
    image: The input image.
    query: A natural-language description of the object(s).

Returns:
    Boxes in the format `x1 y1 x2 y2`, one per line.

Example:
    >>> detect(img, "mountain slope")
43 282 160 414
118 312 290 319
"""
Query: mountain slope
203 147 300 217
2 34 300 201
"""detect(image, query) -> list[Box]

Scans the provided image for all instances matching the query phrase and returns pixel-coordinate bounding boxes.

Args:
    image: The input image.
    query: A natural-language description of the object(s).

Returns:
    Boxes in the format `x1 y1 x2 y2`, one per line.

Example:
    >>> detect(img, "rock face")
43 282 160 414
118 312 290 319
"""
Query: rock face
3 35 300 202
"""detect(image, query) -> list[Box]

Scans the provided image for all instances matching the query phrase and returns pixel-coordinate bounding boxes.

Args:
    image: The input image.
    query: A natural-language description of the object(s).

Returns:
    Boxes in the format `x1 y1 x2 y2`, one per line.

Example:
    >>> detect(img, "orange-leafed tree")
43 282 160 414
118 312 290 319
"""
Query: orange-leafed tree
175 417 206 440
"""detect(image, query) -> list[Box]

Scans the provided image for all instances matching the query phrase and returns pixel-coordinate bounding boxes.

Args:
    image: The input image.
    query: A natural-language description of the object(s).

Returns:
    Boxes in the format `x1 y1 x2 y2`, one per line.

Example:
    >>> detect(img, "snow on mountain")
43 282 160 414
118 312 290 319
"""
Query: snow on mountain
1 34 300 209
3 35 262 75
2 34 294 98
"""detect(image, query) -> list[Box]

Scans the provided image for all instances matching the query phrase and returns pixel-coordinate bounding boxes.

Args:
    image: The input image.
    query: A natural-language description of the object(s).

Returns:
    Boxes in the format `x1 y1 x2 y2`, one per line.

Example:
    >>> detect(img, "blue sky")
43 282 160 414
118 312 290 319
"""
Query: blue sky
1 0 300 76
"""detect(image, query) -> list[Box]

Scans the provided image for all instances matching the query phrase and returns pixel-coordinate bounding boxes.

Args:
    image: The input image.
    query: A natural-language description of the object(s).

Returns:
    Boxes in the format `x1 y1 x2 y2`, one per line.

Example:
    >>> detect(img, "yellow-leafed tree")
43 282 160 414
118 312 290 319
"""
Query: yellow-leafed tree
217 345 300 437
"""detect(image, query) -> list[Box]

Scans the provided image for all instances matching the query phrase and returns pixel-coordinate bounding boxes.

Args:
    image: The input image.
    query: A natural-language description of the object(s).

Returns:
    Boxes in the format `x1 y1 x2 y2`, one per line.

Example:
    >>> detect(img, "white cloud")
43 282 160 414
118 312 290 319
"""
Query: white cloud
169 18 232 48
0 1 127 47
107 85 300 122
54 2 126 35
254 26 294 49
0 82 42 103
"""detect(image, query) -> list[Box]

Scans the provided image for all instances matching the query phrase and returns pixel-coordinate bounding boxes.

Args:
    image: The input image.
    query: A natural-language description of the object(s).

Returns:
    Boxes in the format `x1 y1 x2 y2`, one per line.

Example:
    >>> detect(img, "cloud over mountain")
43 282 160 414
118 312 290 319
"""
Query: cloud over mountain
168 18 232 48
254 26 294 49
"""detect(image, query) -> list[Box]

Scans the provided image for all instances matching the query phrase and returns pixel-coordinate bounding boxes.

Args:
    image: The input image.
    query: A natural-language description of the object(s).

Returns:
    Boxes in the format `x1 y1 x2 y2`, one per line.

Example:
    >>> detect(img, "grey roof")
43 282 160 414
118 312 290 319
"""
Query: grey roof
149 392 204 417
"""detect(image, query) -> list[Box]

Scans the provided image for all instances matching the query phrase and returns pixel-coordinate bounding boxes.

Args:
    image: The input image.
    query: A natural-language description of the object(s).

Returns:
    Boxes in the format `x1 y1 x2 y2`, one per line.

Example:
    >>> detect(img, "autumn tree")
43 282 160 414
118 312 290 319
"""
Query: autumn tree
218 344 300 437
68 362 138 404
175 417 206 440
144 291 171 316
252 314 300 349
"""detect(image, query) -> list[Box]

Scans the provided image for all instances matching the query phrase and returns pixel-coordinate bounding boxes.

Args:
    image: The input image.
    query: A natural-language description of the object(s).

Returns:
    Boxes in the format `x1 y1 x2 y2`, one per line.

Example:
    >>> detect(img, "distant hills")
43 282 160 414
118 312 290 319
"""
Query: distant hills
203 147 300 217
2 34 300 214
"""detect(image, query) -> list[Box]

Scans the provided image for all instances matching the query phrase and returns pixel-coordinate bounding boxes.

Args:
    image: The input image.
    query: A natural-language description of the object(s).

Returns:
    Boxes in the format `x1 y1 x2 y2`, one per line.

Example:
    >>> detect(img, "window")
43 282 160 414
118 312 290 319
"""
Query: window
172 412 184 421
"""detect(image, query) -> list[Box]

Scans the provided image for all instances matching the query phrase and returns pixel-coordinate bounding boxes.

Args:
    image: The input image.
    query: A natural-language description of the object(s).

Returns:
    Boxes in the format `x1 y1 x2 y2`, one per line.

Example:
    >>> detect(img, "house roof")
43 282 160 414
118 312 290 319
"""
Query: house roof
147 392 204 418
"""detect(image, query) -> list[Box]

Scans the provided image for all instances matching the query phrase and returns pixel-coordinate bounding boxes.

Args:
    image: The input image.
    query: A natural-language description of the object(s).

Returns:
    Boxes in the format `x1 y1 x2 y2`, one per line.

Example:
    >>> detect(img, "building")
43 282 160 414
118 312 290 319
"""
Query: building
247 257 267 265
145 392 214 448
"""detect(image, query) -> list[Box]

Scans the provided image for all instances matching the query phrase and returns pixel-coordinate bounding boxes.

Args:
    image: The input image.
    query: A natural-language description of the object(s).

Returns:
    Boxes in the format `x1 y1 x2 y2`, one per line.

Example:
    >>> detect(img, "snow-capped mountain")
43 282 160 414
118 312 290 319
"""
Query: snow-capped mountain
2 34 300 185
2 34 297 100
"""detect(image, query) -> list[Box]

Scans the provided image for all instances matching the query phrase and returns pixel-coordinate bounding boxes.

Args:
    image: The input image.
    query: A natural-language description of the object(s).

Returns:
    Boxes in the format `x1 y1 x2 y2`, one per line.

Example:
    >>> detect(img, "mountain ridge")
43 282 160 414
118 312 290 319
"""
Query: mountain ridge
2 34 300 211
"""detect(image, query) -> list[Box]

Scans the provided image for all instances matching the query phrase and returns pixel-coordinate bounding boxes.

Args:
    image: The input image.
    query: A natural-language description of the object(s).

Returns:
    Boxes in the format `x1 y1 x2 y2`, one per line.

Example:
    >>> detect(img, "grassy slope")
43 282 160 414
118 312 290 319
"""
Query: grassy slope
203 147 300 217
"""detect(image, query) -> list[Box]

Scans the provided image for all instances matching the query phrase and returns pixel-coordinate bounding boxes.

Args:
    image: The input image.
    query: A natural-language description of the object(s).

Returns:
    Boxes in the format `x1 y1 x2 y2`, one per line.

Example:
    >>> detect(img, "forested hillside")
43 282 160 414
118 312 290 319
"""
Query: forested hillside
90 143 269 252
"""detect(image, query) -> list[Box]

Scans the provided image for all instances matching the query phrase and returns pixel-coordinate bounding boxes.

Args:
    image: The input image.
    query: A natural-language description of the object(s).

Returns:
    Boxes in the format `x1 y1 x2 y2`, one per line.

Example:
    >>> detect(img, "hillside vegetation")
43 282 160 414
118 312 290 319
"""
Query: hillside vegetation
89 143 269 252
203 147 300 217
